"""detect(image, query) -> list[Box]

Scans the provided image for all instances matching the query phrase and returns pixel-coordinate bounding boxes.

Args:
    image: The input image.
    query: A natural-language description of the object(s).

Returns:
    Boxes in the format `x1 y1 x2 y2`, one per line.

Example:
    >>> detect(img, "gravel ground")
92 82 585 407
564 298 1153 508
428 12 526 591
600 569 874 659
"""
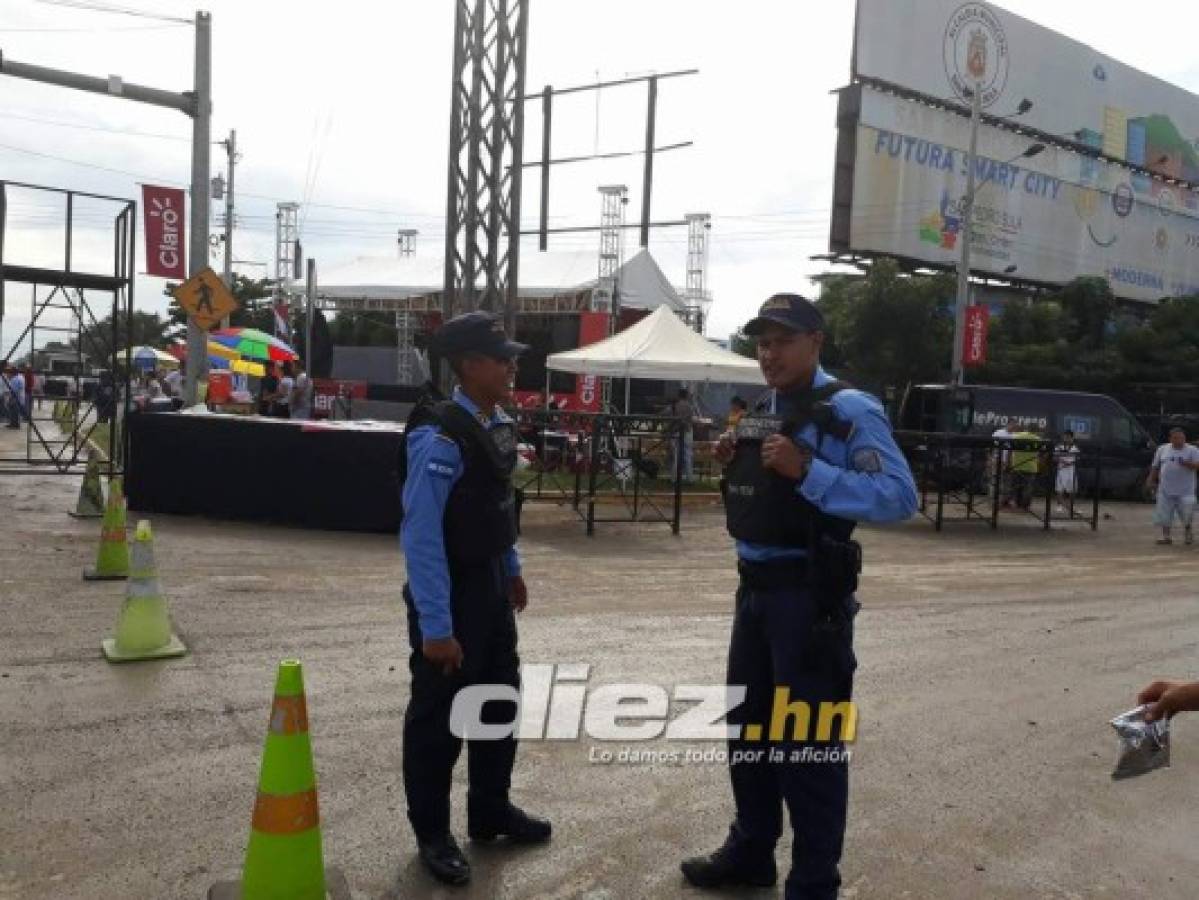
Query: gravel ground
1 428 1197 899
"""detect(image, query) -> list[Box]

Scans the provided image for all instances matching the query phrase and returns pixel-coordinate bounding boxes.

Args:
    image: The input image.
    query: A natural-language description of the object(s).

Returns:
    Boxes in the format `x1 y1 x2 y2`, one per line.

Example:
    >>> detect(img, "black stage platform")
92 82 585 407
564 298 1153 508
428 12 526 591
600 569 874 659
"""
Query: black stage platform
126 412 406 533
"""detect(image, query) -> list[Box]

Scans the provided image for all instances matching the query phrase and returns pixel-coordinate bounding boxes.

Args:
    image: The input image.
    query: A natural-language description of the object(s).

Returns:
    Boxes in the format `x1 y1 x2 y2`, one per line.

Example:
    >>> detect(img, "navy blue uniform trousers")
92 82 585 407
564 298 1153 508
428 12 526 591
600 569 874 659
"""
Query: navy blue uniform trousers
402 557 520 841
725 565 856 900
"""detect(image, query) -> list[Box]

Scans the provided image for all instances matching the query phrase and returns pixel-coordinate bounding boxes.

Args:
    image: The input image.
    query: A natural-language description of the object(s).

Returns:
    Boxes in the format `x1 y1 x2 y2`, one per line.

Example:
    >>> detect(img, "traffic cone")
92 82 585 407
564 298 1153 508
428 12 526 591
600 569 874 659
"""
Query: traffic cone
209 660 348 900
69 450 105 519
83 477 129 581
100 521 187 662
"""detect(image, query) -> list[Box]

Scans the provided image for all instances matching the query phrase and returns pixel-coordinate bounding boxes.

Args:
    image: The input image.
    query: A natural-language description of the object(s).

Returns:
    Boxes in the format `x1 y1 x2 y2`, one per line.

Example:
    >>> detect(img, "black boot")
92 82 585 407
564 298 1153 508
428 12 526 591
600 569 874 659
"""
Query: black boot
680 840 777 889
417 833 471 886
468 803 552 844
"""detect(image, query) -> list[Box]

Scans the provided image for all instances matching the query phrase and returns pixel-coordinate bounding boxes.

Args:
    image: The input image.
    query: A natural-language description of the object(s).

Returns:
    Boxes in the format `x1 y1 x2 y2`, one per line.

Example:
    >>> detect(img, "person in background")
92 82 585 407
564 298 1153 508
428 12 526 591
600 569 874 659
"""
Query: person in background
1007 423 1041 510
274 362 294 419
289 363 312 420
5 366 26 428
727 396 748 432
1053 429 1080 513
258 364 280 417
670 387 697 482
163 363 183 400
1147 426 1199 545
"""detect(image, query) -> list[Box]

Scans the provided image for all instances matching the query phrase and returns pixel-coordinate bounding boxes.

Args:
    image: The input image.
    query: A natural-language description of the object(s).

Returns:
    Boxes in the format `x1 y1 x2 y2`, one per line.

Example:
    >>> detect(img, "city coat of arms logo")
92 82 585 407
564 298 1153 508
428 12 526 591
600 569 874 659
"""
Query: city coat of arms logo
943 3 1010 108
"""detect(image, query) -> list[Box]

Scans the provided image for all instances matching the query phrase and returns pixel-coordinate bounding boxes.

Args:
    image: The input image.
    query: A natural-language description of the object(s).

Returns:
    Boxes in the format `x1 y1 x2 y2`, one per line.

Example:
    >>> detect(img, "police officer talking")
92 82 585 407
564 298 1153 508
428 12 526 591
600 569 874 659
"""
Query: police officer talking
681 294 916 899
399 311 551 886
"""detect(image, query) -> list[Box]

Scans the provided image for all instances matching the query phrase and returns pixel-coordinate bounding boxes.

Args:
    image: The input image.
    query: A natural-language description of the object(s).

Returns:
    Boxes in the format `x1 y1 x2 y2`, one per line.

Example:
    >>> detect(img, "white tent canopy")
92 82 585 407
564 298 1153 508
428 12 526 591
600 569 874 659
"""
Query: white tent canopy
546 306 765 384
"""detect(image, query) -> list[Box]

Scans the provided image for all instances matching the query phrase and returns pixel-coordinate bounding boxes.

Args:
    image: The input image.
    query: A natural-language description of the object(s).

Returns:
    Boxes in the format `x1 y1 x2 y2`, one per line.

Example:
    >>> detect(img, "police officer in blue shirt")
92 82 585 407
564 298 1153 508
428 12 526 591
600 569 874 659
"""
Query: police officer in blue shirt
399 311 551 886
681 294 917 900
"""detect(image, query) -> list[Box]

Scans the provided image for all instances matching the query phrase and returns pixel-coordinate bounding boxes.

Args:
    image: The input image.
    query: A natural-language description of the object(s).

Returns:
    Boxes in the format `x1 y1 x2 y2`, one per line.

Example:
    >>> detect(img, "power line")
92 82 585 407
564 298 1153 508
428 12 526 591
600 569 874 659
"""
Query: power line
34 0 193 25
0 109 189 141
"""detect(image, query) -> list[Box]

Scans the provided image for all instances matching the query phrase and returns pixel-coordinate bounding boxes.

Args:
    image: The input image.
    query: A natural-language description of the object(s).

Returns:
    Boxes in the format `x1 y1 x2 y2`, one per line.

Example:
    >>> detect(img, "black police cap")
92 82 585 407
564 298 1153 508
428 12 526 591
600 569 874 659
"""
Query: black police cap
432 311 528 358
743 293 825 336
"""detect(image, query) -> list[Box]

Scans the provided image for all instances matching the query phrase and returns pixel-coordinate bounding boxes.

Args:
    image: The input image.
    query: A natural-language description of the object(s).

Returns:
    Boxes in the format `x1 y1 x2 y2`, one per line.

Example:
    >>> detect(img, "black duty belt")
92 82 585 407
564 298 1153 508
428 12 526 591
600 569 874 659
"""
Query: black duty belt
737 557 808 591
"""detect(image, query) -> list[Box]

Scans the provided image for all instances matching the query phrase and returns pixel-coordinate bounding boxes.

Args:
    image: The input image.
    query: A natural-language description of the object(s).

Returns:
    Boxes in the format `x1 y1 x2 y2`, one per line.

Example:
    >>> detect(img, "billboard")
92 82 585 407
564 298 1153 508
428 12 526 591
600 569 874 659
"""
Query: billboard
841 86 1199 302
853 0 1199 183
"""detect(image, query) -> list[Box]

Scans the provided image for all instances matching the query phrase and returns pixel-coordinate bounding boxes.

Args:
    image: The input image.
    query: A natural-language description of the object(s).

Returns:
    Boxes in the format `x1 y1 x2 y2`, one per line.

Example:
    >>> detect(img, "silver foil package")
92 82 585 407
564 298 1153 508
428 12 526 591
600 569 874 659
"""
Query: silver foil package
1110 704 1170 780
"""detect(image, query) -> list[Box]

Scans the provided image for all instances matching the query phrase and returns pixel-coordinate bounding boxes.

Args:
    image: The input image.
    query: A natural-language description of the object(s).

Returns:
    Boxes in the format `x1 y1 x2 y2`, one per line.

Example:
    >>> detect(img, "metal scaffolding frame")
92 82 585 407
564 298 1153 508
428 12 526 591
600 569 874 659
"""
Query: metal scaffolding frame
442 0 530 331
0 181 133 476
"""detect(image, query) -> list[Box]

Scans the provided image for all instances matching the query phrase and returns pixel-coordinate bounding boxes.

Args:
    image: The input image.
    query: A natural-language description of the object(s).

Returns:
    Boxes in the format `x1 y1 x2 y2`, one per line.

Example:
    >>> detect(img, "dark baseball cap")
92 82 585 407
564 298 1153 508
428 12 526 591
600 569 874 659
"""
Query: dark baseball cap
433 311 528 359
743 293 825 335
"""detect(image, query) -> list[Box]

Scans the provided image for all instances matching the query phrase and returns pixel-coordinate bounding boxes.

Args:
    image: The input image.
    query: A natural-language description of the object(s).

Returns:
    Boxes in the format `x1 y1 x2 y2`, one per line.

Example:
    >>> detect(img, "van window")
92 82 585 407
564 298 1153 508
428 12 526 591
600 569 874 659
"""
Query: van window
1062 414 1099 440
1112 416 1138 447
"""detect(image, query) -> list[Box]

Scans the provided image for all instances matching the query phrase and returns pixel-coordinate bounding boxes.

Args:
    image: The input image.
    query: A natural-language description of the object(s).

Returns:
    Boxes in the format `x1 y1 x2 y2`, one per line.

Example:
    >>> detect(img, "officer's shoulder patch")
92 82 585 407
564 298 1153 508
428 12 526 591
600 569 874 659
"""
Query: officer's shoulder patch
426 458 458 479
851 447 884 473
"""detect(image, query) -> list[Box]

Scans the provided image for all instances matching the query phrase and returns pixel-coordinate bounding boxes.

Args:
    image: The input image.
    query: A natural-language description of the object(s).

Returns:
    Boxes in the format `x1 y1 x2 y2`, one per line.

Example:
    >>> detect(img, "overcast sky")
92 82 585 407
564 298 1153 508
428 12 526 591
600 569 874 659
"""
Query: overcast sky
2 0 1199 358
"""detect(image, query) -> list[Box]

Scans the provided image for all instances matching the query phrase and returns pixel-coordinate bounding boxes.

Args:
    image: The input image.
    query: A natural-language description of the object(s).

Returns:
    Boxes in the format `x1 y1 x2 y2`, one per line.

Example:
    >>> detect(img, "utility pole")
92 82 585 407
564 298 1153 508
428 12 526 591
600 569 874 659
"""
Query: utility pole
0 10 212 404
219 128 236 328
305 258 315 372
183 11 212 405
951 82 982 386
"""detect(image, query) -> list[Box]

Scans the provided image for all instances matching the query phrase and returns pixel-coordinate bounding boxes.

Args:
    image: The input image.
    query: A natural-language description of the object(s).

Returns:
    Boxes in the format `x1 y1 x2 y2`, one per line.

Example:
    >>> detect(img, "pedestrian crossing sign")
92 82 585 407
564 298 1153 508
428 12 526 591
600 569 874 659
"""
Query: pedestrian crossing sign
172 267 239 330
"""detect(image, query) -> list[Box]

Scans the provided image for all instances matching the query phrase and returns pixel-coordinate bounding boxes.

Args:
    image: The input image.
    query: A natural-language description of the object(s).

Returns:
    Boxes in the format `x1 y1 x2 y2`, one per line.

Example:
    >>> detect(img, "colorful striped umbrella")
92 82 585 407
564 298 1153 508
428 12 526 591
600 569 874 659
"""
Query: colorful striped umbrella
210 328 299 363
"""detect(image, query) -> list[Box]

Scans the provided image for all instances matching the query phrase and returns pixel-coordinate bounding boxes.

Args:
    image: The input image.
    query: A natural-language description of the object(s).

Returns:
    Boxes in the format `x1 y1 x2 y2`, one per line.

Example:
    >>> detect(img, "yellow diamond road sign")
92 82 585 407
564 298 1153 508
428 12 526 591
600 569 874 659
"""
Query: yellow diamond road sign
172 267 239 330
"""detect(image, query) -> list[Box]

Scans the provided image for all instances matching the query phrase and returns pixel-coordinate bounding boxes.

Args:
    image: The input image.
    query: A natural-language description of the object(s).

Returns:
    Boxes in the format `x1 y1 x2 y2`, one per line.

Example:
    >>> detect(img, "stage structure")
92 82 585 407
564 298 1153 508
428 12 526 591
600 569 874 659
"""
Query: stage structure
442 0 530 331
0 181 133 476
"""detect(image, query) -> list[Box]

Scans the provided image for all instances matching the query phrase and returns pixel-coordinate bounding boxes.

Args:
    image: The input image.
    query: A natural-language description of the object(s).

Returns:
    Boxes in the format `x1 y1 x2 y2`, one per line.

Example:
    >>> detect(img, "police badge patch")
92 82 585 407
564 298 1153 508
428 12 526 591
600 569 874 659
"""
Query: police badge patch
852 448 883 473
490 424 517 455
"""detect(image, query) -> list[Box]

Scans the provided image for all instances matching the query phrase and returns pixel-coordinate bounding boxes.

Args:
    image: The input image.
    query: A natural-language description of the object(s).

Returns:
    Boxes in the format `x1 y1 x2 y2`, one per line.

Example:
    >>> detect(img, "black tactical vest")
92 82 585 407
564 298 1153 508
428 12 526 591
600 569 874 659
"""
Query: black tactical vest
724 383 855 547
399 397 519 566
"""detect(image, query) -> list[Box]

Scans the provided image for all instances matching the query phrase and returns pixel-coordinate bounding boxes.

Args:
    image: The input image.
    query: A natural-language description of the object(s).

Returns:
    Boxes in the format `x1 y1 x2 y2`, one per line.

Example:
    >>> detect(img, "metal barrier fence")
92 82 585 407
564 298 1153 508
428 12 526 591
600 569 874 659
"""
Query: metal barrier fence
511 408 685 536
897 432 1102 532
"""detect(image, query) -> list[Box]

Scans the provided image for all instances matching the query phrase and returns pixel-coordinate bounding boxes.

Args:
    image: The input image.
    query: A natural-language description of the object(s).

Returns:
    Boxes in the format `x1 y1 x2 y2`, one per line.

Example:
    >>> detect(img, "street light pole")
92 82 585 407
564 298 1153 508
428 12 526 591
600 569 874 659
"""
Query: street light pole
951 81 982 386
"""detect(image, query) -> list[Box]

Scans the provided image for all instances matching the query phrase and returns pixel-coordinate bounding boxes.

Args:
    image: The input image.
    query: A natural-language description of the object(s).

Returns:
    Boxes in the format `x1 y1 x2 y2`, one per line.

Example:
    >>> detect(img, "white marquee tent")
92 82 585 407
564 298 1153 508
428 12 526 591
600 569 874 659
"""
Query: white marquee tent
546 306 764 385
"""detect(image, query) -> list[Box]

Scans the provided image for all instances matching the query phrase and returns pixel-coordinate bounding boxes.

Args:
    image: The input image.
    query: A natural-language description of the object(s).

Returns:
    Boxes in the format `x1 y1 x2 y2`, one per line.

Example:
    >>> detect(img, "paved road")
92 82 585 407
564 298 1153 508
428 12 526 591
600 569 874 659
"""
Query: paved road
1 458 1196 899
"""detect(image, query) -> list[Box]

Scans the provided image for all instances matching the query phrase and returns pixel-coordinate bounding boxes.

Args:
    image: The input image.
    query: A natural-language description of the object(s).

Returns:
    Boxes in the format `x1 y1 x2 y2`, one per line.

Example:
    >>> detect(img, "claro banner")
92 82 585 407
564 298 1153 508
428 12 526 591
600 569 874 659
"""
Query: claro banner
963 305 989 367
142 185 186 279
848 87 1199 303
853 0 1199 184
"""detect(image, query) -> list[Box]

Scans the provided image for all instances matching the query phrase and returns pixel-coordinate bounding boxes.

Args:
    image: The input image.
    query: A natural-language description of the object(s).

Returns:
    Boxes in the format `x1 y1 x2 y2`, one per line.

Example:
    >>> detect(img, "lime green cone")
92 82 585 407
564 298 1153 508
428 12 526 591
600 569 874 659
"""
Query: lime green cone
69 451 105 519
83 477 129 581
240 660 327 900
101 521 186 662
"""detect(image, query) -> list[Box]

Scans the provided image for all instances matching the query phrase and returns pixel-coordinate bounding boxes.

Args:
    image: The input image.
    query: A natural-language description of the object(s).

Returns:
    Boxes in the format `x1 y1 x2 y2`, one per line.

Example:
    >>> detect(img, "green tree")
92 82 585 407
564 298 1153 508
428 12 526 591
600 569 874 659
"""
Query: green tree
814 259 955 394
165 274 274 333
79 311 173 365
327 311 397 347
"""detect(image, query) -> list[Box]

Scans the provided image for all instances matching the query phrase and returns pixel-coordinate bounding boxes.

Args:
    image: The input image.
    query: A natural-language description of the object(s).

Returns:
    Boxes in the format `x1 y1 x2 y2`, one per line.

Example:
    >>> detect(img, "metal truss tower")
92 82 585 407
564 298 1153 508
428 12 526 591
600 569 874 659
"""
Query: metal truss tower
595 185 628 323
274 202 299 337
442 0 530 330
395 230 419 384
683 212 711 334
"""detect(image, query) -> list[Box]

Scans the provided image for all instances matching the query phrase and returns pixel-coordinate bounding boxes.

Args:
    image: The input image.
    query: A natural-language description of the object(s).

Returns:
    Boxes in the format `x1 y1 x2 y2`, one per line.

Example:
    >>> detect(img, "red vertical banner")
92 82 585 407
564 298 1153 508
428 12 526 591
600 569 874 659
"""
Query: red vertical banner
141 185 186 278
963 305 989 367
574 312 610 412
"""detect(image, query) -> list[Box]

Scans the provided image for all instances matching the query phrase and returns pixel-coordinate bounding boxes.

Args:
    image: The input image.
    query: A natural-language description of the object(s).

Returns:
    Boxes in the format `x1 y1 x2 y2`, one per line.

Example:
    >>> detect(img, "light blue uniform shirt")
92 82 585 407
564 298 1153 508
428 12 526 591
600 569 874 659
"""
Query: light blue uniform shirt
401 388 521 640
736 365 917 562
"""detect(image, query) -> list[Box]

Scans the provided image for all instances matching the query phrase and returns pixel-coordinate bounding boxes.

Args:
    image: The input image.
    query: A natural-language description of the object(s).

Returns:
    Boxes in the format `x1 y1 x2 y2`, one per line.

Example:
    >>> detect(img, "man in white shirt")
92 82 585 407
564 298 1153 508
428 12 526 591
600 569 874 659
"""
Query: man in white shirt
1148 427 1199 545
163 365 183 399
289 365 312 420
1053 430 1080 513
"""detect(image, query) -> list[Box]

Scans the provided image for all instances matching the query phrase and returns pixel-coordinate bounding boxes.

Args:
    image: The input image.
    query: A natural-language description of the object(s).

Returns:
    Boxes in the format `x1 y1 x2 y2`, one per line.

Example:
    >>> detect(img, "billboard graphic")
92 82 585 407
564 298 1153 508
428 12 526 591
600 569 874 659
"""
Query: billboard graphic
141 185 185 279
854 0 1199 182
845 87 1199 303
